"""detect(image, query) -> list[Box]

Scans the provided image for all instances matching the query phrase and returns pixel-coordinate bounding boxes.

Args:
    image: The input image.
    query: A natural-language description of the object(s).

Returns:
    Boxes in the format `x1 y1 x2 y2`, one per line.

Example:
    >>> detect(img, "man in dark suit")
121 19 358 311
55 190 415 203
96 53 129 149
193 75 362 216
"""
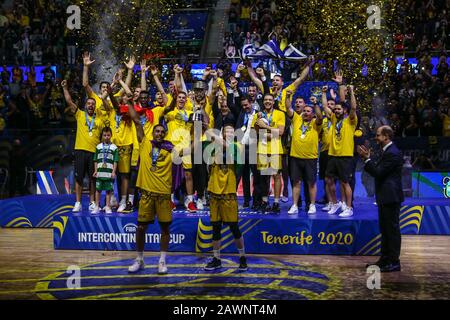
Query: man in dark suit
357 125 404 272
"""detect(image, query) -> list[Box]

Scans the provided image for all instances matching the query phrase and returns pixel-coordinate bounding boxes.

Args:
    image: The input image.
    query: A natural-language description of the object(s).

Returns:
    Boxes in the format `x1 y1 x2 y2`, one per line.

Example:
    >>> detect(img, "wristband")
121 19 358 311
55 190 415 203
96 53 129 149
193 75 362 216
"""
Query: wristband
261 76 267 82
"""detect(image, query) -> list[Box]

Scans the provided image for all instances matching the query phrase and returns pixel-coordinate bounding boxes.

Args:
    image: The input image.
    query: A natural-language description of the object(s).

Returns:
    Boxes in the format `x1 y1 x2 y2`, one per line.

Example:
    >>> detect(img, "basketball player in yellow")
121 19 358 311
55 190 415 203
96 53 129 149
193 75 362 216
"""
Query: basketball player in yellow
203 124 247 271
62 80 105 212
247 57 315 112
126 101 187 275
323 85 358 217
252 93 285 214
285 92 323 215
163 91 197 211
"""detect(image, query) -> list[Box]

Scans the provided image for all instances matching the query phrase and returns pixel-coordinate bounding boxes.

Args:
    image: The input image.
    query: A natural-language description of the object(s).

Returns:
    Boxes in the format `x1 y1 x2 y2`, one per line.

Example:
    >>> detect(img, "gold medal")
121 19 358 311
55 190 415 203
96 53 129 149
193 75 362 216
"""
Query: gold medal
221 164 228 173
241 125 246 132
300 134 305 139
336 134 342 141
89 131 93 137
102 163 107 168
150 165 157 172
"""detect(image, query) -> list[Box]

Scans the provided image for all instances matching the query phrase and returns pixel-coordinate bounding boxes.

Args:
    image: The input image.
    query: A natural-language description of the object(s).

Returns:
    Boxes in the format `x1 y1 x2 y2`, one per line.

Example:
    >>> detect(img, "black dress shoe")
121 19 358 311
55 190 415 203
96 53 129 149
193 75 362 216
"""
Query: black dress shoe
380 262 401 272
251 201 261 210
259 201 269 214
243 200 250 208
366 257 389 268
271 202 280 214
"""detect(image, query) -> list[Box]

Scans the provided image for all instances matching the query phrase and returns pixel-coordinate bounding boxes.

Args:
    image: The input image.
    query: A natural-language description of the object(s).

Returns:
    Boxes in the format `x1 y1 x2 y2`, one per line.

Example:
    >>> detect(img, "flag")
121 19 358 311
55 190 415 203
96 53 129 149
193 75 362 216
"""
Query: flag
243 40 307 61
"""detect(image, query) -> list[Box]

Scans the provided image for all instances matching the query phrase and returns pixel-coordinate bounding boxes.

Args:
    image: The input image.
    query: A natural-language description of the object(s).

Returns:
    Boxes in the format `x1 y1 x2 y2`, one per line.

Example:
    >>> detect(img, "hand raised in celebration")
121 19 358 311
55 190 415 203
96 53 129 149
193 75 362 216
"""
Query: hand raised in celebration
124 55 136 70
82 51 95 67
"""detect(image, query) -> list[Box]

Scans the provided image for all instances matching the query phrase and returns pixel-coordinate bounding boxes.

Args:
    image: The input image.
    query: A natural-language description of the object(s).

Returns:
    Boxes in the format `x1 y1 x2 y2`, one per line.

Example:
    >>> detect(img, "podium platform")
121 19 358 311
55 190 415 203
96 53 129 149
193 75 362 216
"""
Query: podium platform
2 195 448 255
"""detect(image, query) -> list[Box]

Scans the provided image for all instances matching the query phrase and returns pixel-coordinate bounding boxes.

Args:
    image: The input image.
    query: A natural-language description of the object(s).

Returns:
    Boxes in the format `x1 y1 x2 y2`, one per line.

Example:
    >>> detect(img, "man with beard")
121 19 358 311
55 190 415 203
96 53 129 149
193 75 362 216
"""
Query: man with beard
252 93 285 214
62 80 105 212
323 85 358 217
285 92 322 215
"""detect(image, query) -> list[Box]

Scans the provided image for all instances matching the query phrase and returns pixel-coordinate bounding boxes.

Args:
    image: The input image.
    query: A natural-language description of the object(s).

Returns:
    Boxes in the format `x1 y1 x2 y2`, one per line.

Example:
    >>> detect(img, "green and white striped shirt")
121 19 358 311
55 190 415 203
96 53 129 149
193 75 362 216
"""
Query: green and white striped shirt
94 142 119 180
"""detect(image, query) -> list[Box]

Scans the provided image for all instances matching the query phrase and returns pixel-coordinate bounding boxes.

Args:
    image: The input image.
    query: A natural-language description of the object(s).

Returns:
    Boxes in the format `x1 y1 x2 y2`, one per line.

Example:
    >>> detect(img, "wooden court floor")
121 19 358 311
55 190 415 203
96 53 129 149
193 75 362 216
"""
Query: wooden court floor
0 228 449 300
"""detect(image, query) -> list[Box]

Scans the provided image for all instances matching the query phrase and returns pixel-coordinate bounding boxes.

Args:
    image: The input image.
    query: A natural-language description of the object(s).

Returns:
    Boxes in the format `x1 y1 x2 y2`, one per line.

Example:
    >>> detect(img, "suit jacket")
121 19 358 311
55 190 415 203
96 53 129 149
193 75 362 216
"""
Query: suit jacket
364 143 404 205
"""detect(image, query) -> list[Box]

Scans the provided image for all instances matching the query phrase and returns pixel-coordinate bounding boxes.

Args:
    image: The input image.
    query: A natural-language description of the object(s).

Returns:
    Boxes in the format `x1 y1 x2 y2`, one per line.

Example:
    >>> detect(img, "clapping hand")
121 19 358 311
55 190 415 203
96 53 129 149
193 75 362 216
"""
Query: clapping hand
357 145 371 160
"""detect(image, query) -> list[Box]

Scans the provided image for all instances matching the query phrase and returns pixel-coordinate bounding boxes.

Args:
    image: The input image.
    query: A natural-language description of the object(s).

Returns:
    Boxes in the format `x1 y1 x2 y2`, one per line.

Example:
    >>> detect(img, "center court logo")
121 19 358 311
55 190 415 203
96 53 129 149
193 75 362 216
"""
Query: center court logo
123 223 138 233
34 256 339 300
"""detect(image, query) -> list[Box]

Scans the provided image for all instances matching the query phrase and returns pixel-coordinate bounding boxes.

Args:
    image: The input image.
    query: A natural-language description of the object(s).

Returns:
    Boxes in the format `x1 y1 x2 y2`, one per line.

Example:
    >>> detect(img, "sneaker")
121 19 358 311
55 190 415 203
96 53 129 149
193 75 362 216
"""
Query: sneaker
322 202 331 211
158 260 168 274
196 199 204 210
110 195 118 208
204 257 222 271
117 201 127 213
91 205 100 214
307 204 317 215
281 196 289 203
238 256 248 271
327 203 340 215
104 206 112 214
251 201 261 210
339 207 354 217
72 202 82 212
88 201 96 212
187 201 197 213
288 204 298 215
271 202 280 214
340 201 348 211
128 258 145 273
122 201 134 213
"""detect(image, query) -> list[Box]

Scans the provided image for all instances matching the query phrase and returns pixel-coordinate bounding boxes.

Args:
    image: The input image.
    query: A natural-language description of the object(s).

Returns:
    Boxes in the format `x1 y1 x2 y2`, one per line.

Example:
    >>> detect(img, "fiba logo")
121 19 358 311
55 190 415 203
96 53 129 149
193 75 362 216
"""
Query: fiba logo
443 177 450 198
123 223 137 233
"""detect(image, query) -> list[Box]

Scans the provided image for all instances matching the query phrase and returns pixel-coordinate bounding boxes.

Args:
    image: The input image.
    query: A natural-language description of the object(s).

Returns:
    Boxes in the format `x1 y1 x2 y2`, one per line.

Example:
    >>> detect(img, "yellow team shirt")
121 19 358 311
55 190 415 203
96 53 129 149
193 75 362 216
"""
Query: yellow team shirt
270 83 296 113
74 110 105 153
88 91 121 122
443 115 450 137
320 116 332 153
252 109 285 155
165 108 193 148
208 164 237 194
105 109 139 147
142 106 165 139
136 139 172 194
290 113 320 159
328 114 357 157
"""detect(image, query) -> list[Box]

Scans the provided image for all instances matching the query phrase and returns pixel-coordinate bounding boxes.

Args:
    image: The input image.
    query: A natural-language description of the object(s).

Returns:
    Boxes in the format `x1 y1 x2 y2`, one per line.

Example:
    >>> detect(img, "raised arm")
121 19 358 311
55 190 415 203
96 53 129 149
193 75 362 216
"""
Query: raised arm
285 89 294 118
246 61 264 93
150 64 168 106
310 96 323 126
174 64 187 93
290 56 315 90
140 59 149 91
321 85 333 118
61 80 77 114
332 69 346 102
115 56 135 96
82 51 96 97
208 69 220 105
127 99 144 143
348 85 357 120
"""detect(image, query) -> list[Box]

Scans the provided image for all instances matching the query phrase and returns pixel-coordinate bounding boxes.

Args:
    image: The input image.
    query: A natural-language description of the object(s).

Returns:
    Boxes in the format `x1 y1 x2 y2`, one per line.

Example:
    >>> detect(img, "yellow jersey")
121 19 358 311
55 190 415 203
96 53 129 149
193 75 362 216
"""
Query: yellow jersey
142 106 165 140
105 109 138 147
74 109 105 153
320 116 332 153
165 108 193 148
136 139 173 194
290 113 320 159
443 114 450 137
252 108 285 155
270 83 296 113
328 114 357 157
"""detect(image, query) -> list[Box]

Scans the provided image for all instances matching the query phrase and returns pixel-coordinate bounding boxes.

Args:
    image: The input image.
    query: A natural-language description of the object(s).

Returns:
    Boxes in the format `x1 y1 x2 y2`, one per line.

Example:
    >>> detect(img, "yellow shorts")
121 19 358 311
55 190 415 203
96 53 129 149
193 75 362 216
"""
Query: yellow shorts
138 191 172 224
209 193 238 223
257 153 282 172
118 145 132 173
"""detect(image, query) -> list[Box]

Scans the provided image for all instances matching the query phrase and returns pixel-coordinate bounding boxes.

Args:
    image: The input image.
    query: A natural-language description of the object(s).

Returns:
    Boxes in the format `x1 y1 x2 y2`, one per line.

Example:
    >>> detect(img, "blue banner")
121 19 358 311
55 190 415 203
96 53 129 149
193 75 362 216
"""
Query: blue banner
161 12 208 46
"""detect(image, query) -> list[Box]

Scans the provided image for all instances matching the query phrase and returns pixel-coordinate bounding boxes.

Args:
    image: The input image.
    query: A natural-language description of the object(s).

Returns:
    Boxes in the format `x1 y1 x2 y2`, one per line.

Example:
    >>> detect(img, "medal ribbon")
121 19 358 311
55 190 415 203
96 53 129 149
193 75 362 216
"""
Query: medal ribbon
301 121 310 136
85 112 95 135
335 118 344 137
151 146 161 167
115 114 122 130
263 111 273 126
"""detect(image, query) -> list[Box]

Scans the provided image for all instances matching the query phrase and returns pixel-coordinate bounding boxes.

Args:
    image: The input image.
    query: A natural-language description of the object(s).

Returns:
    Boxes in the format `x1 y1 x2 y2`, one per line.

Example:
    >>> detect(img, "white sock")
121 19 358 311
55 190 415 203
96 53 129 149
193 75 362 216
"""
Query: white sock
213 249 220 259
128 194 134 203
137 251 144 261
171 193 175 202
262 196 268 202
121 195 126 203
159 251 167 263
187 194 194 202
75 201 81 205
274 198 279 203
238 248 245 257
